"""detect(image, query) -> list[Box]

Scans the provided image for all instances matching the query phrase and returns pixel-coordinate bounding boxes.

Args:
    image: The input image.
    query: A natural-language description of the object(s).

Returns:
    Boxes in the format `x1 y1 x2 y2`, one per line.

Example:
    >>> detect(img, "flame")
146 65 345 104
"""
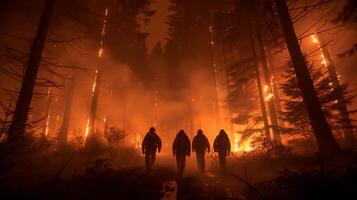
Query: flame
44 88 51 139
311 34 329 67
263 84 268 94
135 132 141 148
232 133 255 153
238 135 254 152
45 110 51 138
337 74 342 81
98 48 104 58
233 133 239 152
84 119 90 143
321 54 327 66
91 70 98 95
264 93 274 102
97 8 109 58
311 34 319 44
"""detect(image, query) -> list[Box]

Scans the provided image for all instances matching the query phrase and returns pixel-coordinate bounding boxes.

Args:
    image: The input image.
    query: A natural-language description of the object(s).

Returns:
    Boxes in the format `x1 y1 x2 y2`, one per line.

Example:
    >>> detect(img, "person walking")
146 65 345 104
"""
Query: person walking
192 129 210 172
142 127 162 172
213 129 231 173
172 130 191 178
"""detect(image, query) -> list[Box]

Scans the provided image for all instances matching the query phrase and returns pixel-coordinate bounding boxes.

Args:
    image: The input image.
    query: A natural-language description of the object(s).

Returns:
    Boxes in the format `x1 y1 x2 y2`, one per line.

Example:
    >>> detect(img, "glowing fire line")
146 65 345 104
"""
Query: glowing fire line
84 7 109 143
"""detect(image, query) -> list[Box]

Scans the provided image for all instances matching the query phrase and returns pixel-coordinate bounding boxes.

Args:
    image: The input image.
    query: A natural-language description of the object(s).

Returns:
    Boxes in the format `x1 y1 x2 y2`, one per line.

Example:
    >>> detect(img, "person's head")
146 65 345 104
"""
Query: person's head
219 129 226 135
178 129 185 136
197 129 203 135
149 127 156 133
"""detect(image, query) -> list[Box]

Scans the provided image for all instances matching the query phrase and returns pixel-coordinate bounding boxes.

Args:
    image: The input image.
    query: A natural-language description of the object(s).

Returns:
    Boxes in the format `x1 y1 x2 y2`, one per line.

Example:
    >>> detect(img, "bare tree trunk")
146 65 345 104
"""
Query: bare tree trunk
209 26 221 130
272 77 285 129
58 73 76 145
275 0 340 155
318 34 355 148
249 28 271 141
8 0 56 142
256 26 282 143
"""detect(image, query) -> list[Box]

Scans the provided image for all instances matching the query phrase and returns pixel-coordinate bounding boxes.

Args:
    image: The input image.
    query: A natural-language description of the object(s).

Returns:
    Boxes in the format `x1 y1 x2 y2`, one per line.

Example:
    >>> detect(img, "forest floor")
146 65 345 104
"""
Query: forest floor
0 144 356 199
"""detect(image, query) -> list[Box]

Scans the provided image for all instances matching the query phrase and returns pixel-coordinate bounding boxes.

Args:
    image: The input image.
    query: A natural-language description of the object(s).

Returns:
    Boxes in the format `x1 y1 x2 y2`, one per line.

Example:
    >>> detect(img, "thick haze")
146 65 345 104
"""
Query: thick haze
0 0 356 151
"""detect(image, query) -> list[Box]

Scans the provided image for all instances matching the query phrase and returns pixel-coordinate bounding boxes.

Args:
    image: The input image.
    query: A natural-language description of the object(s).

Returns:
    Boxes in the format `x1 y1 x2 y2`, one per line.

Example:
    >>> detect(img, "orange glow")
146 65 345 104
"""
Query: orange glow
91 70 98 95
321 54 327 66
232 133 256 153
135 132 141 148
45 110 50 138
97 8 109 58
84 119 90 143
311 34 329 67
233 133 239 152
98 48 104 58
311 34 319 44
264 93 274 102
239 134 254 152
263 84 268 94
44 88 51 139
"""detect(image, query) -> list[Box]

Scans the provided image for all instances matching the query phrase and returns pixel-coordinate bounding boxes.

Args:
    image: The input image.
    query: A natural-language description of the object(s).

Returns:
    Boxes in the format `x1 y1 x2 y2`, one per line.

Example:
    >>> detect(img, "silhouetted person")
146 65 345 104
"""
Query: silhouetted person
192 129 210 172
213 129 231 173
172 130 191 178
142 127 161 172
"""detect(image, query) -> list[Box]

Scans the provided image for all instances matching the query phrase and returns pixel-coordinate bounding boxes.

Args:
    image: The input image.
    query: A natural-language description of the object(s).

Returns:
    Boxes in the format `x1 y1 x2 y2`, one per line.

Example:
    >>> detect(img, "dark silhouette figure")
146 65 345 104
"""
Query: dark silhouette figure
142 127 161 172
213 129 231 173
192 129 210 172
172 130 191 178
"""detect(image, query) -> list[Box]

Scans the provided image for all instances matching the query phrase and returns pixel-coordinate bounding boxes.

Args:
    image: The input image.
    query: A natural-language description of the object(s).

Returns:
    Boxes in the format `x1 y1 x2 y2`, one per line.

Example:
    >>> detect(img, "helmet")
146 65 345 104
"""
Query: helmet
197 129 203 134
149 127 156 132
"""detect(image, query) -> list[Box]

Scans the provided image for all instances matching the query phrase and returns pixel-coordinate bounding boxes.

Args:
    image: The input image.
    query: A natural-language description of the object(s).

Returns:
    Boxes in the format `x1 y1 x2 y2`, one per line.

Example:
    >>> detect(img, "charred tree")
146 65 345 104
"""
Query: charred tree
256 25 282 143
86 70 102 146
8 0 56 142
249 27 271 141
274 0 340 155
58 74 76 145
317 34 355 147
209 25 221 130
272 77 284 129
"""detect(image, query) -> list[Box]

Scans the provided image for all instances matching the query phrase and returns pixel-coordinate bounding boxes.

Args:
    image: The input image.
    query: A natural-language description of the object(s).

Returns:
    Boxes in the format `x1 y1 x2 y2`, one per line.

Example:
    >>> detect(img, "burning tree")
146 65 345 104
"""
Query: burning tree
280 61 356 142
274 0 341 155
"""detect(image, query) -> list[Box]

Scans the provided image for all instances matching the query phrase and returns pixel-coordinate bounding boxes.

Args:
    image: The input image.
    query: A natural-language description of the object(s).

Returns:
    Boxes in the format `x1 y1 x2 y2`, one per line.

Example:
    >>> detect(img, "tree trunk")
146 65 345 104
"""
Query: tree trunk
58 73 76 145
8 0 56 142
249 27 271 141
209 25 221 130
256 26 282 143
272 77 285 129
275 0 340 155
318 34 355 148
86 70 102 147
266 49 285 129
